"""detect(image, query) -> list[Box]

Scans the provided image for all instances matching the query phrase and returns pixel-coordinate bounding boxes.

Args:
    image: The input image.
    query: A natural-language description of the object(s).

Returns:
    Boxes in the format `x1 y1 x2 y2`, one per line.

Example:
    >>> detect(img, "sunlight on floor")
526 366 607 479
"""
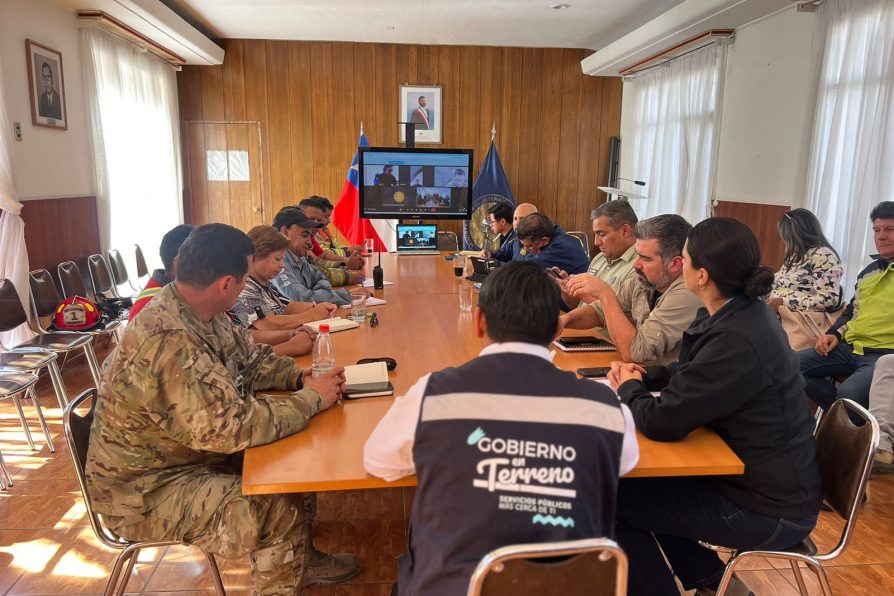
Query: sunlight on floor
54 550 107 578
0 538 60 573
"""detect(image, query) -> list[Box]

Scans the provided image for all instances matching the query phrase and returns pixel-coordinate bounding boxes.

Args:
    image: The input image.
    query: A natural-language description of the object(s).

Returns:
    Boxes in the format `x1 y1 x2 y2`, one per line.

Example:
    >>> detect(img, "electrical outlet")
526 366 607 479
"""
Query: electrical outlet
14 121 22 141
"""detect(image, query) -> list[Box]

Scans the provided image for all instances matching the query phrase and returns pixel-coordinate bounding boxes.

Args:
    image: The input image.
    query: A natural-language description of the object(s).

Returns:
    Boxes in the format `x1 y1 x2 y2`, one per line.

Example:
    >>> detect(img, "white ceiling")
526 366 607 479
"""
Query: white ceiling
159 0 688 50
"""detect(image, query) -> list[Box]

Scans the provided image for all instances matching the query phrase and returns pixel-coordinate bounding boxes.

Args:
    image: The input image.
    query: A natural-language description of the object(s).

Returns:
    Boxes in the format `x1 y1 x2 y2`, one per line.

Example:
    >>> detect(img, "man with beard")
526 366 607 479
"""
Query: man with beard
563 214 702 366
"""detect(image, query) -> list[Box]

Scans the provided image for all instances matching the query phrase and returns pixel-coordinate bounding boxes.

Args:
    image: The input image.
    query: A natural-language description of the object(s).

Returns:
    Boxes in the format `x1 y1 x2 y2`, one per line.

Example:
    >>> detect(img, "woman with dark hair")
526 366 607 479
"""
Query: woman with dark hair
768 207 843 310
610 218 822 596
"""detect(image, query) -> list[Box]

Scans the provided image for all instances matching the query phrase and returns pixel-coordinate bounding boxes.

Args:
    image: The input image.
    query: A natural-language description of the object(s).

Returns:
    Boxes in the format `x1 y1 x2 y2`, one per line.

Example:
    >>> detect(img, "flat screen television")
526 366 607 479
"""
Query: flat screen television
359 147 473 219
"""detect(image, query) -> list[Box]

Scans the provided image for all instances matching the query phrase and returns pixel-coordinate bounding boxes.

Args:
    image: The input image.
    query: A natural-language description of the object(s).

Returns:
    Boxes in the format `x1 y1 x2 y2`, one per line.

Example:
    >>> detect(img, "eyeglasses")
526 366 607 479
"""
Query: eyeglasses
356 356 396 370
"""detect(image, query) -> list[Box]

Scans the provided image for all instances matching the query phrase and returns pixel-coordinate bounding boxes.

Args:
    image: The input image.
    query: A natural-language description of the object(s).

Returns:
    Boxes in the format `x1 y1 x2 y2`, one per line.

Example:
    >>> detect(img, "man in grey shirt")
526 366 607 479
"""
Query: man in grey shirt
271 207 352 306
563 214 702 366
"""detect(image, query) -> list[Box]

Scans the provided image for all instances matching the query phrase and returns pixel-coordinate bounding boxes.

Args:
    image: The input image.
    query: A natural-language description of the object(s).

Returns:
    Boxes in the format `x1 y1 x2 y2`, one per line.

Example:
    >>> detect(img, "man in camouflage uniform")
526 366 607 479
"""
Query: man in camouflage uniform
87 223 359 594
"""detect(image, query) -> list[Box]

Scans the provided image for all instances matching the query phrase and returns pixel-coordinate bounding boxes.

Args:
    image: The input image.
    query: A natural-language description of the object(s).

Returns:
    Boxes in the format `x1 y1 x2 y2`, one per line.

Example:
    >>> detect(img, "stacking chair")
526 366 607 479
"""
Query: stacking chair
0 277 101 388
64 389 226 596
134 244 149 279
467 538 627 596
53 263 122 342
0 349 70 409
567 231 590 259
107 249 139 294
703 399 878 596
57 260 93 300
87 254 123 300
437 230 460 252
0 371 54 453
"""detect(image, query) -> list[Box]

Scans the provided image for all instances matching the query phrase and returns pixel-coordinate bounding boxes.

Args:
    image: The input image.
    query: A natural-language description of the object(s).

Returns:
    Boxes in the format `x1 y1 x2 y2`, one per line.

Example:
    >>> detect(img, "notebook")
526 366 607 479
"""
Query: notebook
552 335 617 352
303 317 360 333
343 361 394 399
396 224 440 255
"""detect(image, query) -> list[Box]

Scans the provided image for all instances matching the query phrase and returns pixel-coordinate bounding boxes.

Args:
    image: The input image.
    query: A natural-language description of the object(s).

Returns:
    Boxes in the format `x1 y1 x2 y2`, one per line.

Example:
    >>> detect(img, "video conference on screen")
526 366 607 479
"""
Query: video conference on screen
396 226 437 249
362 164 469 216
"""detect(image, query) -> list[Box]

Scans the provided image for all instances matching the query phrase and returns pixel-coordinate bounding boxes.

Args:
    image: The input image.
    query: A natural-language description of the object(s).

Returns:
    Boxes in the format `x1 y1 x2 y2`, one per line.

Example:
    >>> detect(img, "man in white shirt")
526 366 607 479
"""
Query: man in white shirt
364 260 638 595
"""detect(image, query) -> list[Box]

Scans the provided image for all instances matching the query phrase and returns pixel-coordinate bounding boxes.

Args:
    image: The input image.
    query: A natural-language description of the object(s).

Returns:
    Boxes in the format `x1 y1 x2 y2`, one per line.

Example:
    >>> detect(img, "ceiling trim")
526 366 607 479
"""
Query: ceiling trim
77 10 186 65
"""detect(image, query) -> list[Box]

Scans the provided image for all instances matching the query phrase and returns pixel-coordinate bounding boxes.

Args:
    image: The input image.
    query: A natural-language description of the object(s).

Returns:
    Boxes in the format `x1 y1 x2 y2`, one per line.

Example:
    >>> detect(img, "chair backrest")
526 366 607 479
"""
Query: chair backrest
107 249 130 286
437 230 459 252
0 278 29 335
134 244 148 278
58 260 90 299
63 388 126 549
29 269 63 331
567 231 590 259
87 254 117 298
467 538 627 596
815 398 879 560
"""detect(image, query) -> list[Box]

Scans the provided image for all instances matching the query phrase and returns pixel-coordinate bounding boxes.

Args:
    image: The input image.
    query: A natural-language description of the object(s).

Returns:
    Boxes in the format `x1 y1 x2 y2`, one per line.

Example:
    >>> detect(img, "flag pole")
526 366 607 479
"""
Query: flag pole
491 122 496 142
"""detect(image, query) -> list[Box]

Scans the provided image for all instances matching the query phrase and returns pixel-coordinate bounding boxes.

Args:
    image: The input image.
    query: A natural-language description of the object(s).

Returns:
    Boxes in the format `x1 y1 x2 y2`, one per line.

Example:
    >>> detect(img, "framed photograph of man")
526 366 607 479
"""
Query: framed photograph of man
26 39 67 130
400 85 441 144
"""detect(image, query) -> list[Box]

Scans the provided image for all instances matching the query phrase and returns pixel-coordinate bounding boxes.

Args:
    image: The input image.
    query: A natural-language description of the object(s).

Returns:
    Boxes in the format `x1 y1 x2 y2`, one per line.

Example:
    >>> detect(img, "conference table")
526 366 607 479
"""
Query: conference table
242 252 743 495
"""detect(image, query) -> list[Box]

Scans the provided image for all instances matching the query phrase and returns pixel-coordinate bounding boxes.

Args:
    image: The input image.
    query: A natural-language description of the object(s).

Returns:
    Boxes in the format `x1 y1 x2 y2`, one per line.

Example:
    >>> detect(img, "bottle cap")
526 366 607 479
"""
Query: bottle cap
319 324 330 333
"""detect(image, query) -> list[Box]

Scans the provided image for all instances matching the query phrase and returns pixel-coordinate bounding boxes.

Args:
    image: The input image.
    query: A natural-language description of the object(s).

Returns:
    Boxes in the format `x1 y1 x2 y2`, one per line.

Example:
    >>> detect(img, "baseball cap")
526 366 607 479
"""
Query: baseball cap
272 207 323 230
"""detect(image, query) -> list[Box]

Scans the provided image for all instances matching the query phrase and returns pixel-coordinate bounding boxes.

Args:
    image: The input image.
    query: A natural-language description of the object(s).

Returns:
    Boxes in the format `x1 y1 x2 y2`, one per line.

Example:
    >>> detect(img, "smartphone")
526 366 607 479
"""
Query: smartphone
545 268 560 279
577 366 611 378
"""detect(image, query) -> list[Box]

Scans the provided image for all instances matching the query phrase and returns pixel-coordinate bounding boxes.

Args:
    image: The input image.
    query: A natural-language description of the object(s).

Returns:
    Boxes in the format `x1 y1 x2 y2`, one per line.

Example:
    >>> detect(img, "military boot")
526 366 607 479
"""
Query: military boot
303 549 361 587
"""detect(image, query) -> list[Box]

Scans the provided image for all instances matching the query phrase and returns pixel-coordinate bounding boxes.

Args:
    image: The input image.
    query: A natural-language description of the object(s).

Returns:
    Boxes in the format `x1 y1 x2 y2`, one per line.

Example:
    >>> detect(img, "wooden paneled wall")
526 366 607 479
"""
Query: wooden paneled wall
20 196 101 273
714 200 790 270
177 40 622 243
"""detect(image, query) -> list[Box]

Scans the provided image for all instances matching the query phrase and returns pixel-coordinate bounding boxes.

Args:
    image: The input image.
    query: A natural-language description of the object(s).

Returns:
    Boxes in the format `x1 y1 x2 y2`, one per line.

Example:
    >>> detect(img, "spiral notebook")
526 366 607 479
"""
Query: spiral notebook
552 336 617 352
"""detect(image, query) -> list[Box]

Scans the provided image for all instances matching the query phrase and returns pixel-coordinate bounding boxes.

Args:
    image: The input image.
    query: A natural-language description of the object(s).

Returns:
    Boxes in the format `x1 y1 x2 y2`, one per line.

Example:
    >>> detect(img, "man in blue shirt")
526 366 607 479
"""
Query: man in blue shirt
492 202 538 263
516 212 590 274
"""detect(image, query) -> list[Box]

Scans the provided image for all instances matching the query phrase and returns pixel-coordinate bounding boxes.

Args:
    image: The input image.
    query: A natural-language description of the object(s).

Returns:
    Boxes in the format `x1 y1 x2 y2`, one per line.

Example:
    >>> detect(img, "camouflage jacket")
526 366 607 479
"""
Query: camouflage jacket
86 284 322 517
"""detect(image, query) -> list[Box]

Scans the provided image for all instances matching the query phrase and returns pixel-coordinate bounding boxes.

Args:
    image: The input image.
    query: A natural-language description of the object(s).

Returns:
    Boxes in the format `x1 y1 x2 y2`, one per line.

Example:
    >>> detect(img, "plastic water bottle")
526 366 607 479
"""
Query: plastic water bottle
311 324 335 378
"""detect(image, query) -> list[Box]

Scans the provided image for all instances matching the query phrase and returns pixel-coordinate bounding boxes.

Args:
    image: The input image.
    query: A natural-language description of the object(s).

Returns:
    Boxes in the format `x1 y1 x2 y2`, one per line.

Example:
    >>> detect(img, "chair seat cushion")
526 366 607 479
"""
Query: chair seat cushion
15 332 92 351
0 350 57 370
0 372 39 396
784 536 818 557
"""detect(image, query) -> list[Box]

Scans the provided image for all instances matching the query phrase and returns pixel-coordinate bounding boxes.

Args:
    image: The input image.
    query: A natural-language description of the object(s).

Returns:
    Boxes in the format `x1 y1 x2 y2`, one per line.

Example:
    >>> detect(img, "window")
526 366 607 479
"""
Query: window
807 0 894 288
619 42 726 225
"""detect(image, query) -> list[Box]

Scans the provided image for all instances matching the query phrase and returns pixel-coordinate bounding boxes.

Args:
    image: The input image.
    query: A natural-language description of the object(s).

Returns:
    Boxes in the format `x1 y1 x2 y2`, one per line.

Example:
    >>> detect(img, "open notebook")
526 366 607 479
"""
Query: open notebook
303 317 360 332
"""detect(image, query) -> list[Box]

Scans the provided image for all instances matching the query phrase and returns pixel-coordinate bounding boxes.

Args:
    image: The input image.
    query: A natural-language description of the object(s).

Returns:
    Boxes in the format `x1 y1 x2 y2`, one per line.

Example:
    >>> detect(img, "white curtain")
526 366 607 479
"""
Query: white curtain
806 0 894 289
620 42 726 225
0 42 36 347
81 29 182 269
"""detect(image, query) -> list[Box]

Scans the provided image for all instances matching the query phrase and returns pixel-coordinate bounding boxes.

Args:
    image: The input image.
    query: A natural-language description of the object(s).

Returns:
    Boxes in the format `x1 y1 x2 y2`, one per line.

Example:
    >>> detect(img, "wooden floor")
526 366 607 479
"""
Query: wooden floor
2 344 894 595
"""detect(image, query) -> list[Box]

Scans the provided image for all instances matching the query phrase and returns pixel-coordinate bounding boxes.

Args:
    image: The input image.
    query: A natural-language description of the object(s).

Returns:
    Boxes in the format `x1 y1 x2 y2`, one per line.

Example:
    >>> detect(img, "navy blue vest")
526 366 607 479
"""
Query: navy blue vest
398 352 625 595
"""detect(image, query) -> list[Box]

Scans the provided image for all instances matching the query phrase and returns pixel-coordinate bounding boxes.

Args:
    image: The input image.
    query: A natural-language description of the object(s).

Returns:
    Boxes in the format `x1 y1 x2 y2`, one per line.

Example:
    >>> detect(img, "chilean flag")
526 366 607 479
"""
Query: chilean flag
332 132 391 251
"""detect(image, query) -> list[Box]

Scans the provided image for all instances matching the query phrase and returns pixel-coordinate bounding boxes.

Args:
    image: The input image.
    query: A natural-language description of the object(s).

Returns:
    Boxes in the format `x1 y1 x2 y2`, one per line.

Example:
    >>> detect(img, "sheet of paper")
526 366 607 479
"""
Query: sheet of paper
361 279 394 288
344 361 389 385
339 297 388 309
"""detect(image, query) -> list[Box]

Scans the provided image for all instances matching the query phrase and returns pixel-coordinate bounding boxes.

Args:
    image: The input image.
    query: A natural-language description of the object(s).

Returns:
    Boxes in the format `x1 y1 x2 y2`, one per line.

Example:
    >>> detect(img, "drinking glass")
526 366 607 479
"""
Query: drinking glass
459 282 474 312
454 254 466 278
349 292 367 322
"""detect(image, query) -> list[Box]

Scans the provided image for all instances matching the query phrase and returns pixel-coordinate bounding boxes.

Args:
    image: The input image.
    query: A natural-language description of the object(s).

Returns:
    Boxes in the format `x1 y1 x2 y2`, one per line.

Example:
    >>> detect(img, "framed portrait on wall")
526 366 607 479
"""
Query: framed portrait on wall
26 39 68 130
400 85 441 144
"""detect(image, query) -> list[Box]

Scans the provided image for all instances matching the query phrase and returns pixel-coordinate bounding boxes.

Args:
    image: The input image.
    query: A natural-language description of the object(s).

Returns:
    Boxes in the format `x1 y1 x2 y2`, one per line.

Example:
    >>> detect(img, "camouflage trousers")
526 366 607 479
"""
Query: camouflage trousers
107 469 316 595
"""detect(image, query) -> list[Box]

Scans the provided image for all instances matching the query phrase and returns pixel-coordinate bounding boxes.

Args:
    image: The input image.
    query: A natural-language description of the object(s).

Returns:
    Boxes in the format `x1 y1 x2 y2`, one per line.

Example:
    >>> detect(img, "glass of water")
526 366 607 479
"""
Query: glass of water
459 282 474 312
349 291 367 322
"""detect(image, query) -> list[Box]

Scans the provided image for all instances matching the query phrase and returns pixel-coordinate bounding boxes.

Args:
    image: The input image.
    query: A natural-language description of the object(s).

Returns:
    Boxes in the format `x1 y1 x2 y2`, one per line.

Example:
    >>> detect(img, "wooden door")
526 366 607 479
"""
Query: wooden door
183 121 266 230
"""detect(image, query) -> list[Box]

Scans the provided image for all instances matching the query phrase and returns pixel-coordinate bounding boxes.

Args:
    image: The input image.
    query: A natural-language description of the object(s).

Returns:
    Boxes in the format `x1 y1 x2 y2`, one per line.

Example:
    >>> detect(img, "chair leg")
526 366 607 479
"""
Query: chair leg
104 545 140 596
789 560 810 595
26 387 55 453
807 560 833 596
83 342 102 388
46 360 70 408
0 449 11 489
11 394 36 450
205 551 227 595
114 551 140 596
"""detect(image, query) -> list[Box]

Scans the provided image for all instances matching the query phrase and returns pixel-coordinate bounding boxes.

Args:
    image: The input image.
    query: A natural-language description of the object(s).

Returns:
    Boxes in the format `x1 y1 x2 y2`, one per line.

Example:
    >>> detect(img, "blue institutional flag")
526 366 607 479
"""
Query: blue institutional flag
463 141 515 250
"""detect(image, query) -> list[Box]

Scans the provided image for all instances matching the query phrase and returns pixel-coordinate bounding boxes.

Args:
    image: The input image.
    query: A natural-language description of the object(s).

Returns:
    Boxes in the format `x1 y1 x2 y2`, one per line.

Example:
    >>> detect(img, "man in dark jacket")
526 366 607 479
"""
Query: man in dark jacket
516 212 590 274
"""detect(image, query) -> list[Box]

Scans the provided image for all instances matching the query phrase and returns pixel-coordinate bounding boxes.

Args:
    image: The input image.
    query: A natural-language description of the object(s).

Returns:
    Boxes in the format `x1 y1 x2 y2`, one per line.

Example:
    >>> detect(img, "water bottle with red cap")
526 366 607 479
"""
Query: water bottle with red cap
311 323 335 378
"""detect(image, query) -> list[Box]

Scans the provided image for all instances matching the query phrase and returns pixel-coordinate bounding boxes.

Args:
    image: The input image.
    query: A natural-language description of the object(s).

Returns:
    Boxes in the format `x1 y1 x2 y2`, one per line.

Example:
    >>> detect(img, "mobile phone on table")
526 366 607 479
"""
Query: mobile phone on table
577 366 612 378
